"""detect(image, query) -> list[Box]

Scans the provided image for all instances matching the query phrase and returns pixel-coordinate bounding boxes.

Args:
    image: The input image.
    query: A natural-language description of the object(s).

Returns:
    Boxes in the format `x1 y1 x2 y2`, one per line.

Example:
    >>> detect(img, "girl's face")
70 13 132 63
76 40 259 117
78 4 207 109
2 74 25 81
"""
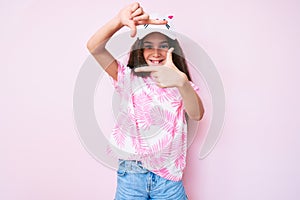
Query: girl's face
142 32 169 66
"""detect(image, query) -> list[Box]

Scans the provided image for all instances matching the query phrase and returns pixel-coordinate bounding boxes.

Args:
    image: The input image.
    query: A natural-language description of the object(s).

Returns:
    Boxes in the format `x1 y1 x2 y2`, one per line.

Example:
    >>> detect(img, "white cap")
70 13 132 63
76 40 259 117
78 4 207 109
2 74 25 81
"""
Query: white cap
136 14 176 40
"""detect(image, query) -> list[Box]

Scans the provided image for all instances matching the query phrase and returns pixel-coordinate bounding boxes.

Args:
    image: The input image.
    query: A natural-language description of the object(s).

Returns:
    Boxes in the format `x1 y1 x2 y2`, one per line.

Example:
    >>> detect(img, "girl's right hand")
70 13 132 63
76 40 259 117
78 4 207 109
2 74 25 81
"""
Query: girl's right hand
117 2 167 37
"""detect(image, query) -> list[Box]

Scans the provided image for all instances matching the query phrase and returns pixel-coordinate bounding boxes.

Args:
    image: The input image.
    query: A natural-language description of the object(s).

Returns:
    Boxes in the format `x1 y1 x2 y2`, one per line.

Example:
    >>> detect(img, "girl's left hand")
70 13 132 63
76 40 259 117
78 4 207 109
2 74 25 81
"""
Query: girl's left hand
118 2 167 37
134 48 188 88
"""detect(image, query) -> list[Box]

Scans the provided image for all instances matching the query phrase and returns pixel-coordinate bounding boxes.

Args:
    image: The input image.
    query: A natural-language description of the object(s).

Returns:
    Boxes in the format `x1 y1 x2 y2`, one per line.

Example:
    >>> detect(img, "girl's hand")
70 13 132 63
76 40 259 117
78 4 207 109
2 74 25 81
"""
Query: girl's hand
134 48 188 88
117 2 167 37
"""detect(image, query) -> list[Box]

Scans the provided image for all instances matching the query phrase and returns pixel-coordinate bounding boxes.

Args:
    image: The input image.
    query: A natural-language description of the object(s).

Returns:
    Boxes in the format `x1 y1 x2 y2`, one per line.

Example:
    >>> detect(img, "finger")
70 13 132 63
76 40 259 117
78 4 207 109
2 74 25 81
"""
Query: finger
135 18 168 25
134 66 158 72
147 19 168 25
131 7 143 18
152 76 158 81
130 2 140 12
127 21 137 37
150 71 159 79
157 82 167 88
166 47 174 64
132 13 149 22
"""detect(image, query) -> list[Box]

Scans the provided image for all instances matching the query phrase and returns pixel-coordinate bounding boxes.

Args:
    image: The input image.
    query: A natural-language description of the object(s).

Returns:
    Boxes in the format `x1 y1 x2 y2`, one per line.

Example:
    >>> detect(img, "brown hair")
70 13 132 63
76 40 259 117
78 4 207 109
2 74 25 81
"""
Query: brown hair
127 33 192 81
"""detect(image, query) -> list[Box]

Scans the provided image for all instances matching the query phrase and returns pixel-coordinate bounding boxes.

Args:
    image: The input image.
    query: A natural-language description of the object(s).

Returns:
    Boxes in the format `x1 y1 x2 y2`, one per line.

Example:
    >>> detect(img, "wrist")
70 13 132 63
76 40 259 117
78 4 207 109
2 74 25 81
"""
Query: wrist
113 15 124 29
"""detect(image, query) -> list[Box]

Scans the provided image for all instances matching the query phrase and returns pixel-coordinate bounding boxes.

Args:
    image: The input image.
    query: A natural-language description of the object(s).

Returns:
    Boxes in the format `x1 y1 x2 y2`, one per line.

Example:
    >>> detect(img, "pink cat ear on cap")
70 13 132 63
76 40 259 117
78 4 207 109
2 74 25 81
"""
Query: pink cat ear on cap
136 13 176 40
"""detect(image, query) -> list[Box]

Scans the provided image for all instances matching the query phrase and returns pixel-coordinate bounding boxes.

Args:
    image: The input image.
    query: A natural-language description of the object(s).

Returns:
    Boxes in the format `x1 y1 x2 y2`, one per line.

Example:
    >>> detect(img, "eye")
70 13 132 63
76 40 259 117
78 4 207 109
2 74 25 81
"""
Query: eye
143 45 153 49
159 44 169 49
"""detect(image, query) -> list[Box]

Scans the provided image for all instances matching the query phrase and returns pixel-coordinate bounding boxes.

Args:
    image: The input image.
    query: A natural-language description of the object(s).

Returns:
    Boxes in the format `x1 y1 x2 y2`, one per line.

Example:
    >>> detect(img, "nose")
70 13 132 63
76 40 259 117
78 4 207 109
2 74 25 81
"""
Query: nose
152 48 162 57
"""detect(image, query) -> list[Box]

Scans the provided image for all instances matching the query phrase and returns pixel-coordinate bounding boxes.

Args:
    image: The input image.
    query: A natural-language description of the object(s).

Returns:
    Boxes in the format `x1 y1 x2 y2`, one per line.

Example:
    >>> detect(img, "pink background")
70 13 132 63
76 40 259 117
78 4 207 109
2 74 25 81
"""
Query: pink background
1 0 300 199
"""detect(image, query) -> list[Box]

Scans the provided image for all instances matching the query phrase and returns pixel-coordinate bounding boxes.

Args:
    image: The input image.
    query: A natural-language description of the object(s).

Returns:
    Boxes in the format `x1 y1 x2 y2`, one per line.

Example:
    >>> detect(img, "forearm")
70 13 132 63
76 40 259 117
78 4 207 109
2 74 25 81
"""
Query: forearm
177 79 205 121
86 15 123 54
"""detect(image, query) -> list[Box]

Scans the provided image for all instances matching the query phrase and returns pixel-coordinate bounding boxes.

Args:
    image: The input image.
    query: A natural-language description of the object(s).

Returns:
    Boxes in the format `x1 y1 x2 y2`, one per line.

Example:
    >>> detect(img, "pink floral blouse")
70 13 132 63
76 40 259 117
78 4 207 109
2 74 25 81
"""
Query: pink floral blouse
108 62 199 181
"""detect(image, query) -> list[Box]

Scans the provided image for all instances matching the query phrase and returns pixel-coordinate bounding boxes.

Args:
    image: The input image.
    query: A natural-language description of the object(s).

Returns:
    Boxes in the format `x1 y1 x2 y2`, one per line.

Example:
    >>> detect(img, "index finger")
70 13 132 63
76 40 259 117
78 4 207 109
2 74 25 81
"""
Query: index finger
147 18 168 25
134 17 168 25
134 66 158 72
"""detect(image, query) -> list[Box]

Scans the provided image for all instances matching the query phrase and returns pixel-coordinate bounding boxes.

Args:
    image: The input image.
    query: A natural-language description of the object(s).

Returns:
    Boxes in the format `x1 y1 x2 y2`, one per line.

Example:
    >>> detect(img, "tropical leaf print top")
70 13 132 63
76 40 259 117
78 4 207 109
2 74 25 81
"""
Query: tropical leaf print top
108 62 199 181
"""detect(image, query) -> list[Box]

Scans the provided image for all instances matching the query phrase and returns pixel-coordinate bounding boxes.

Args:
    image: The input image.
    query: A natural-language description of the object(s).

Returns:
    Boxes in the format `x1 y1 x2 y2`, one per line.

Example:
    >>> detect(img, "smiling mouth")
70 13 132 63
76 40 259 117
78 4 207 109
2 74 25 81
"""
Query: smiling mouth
149 59 164 65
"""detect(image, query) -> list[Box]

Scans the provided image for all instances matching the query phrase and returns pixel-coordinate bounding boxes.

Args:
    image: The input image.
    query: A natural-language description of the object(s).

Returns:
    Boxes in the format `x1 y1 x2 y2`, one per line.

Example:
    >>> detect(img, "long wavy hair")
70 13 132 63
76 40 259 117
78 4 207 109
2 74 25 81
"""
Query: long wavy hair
127 32 192 81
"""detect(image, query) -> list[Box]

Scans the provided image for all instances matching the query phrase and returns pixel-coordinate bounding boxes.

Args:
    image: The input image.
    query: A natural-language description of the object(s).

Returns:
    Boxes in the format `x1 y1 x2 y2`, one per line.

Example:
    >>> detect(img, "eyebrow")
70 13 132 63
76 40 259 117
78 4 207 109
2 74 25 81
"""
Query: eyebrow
143 41 169 45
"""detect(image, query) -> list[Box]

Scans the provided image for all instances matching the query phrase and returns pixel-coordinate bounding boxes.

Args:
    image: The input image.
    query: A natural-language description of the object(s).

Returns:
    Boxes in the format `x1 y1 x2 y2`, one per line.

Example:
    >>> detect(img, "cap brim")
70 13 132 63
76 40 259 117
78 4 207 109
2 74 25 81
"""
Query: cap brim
137 27 176 40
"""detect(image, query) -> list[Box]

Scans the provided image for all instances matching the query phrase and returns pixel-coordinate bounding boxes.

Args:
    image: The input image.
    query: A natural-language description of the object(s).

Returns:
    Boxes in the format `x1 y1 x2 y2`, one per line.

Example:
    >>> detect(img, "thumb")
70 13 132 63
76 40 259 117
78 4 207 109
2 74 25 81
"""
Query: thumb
127 21 137 37
166 47 174 65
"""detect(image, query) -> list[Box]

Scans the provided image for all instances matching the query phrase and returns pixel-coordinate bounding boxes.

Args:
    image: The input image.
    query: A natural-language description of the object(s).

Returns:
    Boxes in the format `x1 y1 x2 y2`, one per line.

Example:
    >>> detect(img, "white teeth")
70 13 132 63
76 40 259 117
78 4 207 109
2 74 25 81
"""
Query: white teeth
151 60 160 64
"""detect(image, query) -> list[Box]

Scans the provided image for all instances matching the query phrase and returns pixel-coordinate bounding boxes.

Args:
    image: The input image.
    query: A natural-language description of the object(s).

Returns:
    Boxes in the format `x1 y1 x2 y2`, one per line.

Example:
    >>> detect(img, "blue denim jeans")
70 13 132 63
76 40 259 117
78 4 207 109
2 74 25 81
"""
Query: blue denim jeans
115 160 188 200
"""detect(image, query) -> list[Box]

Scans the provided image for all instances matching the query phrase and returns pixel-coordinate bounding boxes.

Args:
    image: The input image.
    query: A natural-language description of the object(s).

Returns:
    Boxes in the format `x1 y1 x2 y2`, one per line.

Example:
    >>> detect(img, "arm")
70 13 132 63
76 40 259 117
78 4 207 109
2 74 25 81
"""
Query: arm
177 77 205 121
86 2 167 81
86 16 122 81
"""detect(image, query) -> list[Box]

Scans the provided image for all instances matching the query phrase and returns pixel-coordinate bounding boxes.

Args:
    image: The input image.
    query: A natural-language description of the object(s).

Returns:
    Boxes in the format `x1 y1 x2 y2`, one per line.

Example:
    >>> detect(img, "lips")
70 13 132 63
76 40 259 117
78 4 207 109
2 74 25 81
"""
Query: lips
149 59 164 65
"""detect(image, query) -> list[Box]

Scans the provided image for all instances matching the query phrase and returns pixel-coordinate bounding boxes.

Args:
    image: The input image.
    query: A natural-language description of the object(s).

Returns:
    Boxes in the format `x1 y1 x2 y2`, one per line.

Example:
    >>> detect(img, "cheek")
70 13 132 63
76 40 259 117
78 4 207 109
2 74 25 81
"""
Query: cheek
143 51 149 59
161 51 168 57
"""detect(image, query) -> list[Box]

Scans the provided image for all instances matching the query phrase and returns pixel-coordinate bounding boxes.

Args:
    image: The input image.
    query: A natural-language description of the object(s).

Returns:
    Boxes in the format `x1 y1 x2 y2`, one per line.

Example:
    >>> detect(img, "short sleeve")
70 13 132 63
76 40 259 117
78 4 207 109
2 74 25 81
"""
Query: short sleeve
111 61 127 90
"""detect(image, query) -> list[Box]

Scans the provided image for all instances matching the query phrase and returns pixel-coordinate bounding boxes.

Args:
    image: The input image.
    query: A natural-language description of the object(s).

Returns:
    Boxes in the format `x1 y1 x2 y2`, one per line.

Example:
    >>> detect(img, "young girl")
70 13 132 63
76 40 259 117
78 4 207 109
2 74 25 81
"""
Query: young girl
87 2 204 200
